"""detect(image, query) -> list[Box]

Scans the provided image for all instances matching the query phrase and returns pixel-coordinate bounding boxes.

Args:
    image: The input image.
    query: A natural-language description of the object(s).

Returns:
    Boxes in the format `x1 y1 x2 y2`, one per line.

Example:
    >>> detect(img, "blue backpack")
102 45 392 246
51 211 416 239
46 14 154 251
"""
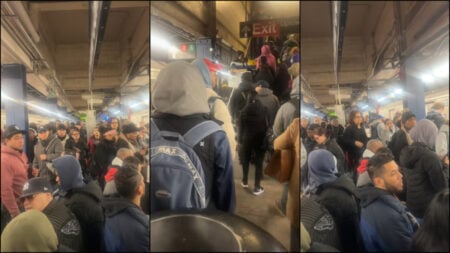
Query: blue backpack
150 119 223 212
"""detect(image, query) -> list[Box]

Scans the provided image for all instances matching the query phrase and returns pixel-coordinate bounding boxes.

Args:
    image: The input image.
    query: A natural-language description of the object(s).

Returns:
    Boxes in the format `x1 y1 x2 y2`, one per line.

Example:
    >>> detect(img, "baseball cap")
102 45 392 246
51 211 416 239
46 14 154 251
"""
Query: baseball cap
122 123 140 134
4 124 26 139
20 177 53 199
38 126 49 133
203 58 223 72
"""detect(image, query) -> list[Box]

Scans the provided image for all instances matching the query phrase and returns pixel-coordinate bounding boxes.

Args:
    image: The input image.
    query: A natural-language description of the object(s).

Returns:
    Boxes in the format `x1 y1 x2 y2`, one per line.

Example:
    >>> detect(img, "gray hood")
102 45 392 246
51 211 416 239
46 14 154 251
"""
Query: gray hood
152 61 209 116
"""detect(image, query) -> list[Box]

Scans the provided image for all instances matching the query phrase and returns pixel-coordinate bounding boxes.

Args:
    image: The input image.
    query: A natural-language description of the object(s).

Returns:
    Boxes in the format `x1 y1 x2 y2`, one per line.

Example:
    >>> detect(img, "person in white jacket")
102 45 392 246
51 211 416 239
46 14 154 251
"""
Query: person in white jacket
192 58 237 160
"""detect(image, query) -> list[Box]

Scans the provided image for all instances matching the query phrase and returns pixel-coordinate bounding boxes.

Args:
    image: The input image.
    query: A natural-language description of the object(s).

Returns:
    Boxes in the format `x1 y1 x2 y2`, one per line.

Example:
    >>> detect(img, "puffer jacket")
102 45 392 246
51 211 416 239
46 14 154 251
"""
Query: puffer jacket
399 142 448 218
1 145 28 217
357 186 418 252
63 181 105 252
43 199 84 252
228 72 255 122
103 197 149 252
315 174 362 252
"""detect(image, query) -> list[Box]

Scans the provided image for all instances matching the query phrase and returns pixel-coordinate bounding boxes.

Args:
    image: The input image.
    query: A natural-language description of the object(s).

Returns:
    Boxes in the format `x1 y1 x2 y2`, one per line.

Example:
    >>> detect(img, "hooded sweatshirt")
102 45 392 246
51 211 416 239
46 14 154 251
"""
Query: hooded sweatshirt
273 76 299 137
53 155 85 193
409 119 438 150
152 61 209 117
53 155 104 252
256 45 277 73
151 61 236 213
1 209 58 252
228 71 256 122
1 144 28 217
305 149 338 196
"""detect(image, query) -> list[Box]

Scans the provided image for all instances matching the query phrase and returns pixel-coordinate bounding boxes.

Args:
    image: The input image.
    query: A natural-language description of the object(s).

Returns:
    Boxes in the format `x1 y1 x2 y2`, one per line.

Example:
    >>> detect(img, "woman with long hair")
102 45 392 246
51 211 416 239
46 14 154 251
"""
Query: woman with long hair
411 189 449 252
342 110 368 179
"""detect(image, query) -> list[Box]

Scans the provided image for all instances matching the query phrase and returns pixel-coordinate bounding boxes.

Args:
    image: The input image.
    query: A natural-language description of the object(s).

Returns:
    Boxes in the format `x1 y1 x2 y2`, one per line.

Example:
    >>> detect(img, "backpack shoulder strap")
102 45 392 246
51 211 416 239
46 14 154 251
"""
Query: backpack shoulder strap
151 119 184 142
183 120 223 147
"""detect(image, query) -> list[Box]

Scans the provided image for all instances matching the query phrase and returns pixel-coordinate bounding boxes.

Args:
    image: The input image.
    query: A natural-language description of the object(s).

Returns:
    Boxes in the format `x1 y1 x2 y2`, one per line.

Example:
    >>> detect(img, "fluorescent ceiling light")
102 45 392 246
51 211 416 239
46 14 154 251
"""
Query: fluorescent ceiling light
421 73 434 84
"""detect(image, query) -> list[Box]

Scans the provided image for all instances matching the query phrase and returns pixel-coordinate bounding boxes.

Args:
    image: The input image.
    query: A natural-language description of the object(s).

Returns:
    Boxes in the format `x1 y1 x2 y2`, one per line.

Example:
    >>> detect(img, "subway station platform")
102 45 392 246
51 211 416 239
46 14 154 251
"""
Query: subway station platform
232 156 291 250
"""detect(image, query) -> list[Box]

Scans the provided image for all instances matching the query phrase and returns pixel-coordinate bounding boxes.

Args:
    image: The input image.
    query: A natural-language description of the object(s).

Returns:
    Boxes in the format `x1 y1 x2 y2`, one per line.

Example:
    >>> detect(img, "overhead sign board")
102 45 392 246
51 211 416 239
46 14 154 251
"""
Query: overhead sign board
239 21 280 38
239 22 253 38
252 21 280 37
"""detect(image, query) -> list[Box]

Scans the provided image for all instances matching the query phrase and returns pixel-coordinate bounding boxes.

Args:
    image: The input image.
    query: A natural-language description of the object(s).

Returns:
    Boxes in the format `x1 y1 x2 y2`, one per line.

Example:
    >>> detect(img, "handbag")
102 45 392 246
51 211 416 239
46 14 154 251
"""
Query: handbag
264 149 294 183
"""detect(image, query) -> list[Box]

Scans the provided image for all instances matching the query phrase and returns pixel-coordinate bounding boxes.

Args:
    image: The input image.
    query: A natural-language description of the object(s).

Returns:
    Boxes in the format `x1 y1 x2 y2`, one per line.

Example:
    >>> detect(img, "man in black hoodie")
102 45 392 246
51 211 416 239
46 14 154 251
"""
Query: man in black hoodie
91 126 118 189
228 71 256 124
53 155 104 252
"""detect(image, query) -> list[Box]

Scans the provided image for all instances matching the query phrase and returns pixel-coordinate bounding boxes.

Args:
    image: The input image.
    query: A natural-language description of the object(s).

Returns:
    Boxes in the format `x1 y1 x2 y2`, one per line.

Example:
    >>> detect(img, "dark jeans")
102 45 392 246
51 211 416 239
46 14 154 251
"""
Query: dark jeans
239 136 266 188
1 204 11 234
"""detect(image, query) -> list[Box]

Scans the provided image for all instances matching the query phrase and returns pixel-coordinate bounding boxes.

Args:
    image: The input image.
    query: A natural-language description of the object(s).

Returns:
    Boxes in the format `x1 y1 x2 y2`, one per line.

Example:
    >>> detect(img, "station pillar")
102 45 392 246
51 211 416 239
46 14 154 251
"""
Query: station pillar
403 72 426 120
1 64 29 150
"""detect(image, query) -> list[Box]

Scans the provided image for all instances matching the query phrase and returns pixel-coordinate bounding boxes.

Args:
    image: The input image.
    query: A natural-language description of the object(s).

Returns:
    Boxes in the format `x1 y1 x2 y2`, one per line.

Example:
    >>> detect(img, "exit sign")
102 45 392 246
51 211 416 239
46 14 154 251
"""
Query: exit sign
252 21 280 37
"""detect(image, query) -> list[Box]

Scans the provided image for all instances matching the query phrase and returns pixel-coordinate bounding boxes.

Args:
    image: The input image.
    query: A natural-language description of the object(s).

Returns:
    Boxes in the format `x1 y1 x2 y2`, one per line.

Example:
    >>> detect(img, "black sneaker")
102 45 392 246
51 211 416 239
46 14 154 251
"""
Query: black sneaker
241 181 248 188
253 187 264 195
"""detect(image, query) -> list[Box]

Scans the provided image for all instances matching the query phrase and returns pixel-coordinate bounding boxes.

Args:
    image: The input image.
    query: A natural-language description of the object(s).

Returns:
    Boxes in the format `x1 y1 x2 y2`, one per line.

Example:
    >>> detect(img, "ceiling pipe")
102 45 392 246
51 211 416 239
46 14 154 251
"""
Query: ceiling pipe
2 1 75 112
8 1 40 43
331 1 348 105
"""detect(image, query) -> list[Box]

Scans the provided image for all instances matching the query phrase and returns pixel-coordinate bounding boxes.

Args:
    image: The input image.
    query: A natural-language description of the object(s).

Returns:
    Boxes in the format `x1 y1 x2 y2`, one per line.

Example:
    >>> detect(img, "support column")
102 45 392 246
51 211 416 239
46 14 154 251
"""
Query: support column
403 72 426 120
2 64 29 148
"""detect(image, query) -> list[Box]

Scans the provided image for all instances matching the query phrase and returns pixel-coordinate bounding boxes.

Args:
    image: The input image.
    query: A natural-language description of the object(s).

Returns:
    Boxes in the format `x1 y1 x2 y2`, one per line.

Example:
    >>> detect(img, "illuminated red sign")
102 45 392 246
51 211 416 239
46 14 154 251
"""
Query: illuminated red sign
252 21 280 37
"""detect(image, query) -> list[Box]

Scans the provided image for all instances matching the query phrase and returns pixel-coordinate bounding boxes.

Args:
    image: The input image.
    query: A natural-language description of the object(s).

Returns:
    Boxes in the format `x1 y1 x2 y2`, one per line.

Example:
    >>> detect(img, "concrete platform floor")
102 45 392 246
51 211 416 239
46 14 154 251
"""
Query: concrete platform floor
232 156 291 251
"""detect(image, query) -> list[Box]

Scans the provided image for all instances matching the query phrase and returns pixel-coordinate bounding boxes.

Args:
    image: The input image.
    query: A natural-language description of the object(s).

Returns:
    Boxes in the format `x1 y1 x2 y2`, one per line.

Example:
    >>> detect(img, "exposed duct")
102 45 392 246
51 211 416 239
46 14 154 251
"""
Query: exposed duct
1 1 75 112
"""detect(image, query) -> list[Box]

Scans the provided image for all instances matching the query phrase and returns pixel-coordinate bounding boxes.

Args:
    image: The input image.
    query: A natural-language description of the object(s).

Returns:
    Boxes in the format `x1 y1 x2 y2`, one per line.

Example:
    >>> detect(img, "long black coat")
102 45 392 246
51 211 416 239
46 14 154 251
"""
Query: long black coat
399 142 448 218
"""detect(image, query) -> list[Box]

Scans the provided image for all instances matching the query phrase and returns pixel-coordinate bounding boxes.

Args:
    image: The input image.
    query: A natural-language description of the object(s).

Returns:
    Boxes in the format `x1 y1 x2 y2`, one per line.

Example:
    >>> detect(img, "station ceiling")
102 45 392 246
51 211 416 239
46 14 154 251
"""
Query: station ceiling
301 1 449 109
1 1 150 114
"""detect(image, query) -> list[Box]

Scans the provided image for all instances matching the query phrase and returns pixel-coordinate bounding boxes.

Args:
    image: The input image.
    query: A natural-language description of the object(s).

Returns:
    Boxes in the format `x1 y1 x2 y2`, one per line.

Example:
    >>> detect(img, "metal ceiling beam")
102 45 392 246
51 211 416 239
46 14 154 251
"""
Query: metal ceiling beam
331 1 348 105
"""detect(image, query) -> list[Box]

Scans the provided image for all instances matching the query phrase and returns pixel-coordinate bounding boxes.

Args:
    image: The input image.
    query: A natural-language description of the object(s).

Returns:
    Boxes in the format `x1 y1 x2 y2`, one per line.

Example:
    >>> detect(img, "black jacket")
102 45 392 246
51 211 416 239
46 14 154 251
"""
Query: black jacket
63 181 105 252
103 197 149 252
342 124 368 158
65 138 90 171
389 129 409 164
43 199 84 252
228 72 255 122
92 139 117 176
315 174 362 252
399 142 448 218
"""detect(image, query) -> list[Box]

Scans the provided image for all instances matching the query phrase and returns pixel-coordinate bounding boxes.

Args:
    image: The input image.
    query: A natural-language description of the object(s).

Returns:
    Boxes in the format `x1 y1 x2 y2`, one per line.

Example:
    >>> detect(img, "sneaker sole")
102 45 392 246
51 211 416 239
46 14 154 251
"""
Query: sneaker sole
253 190 264 195
241 182 248 188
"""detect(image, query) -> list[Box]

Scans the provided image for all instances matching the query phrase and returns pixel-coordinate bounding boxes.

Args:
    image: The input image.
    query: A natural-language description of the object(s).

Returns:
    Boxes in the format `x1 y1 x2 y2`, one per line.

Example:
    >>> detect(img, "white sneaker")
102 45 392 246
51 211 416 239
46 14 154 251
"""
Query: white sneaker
253 187 264 195
241 181 248 188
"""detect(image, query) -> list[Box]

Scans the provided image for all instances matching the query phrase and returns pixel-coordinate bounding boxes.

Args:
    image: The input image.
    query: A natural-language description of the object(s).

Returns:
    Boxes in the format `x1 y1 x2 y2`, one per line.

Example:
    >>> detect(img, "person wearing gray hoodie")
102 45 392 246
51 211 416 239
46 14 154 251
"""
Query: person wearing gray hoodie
151 61 236 213
273 75 300 137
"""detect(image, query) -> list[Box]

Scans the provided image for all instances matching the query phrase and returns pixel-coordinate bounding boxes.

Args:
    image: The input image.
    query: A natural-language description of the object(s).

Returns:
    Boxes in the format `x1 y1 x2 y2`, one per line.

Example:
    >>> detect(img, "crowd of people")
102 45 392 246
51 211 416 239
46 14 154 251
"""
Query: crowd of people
300 102 449 252
1 118 150 252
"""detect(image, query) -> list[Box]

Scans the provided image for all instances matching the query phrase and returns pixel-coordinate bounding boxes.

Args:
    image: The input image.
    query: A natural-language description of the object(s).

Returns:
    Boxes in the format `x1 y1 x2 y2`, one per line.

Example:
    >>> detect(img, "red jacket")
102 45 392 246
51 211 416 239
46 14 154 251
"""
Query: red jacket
1 144 28 217
357 158 369 174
